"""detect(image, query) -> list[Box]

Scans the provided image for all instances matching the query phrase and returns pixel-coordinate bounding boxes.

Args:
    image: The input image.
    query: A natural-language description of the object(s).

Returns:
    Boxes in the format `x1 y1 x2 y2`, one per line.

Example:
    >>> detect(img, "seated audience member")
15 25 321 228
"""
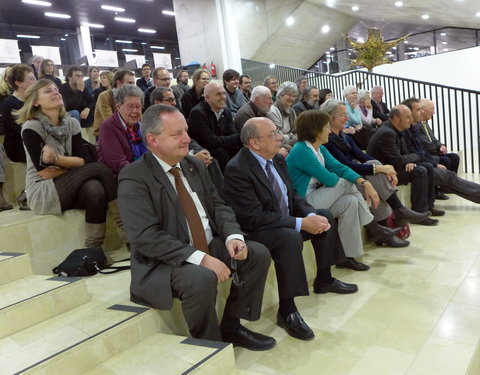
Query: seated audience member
117 104 274 350
17 79 123 249
223 117 358 340
187 82 241 171
223 69 246 117
93 69 135 137
266 81 298 154
371 86 390 122
38 59 62 88
321 99 430 233
98 85 146 178
358 90 382 128
0 66 13 134
150 87 224 190
367 105 441 225
84 67 101 95
0 146 12 211
318 88 333 106
170 69 190 108
294 75 308 103
263 75 278 102
286 110 402 269
402 98 480 205
136 64 153 93
143 67 175 111
181 68 210 118
2 64 36 210
93 71 113 102
60 66 95 127
234 85 272 132
30 55 43 78
343 85 372 149
293 85 320 115
239 74 252 102
420 99 459 174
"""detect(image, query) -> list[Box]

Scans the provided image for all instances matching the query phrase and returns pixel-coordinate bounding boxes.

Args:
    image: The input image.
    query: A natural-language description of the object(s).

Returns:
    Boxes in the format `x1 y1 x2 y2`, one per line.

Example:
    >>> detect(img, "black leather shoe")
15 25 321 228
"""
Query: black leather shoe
0 203 13 211
366 222 401 242
313 278 358 294
277 311 314 340
435 193 449 200
222 325 276 351
430 208 445 216
416 217 439 226
336 257 370 271
394 207 431 226
375 236 410 247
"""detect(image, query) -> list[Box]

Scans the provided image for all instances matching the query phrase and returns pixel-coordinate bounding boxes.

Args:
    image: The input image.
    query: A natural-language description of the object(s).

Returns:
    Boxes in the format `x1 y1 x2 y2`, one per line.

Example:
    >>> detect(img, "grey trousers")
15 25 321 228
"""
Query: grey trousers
434 168 480 203
362 160 396 222
0 145 6 184
306 178 373 258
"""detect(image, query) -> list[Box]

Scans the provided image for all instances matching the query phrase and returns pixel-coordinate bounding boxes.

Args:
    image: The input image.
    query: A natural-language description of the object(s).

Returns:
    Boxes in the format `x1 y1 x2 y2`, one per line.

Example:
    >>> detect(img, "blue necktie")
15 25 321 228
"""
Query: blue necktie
265 161 289 216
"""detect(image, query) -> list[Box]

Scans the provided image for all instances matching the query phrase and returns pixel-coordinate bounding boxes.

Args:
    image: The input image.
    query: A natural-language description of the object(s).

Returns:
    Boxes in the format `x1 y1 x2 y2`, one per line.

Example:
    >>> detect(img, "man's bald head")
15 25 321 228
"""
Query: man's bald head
390 104 413 131
204 81 226 112
420 99 435 121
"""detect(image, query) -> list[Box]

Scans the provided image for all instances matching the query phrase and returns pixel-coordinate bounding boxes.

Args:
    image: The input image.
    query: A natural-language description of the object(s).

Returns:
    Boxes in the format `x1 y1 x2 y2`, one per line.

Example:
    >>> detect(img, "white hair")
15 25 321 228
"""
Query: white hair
251 85 271 101
342 85 357 97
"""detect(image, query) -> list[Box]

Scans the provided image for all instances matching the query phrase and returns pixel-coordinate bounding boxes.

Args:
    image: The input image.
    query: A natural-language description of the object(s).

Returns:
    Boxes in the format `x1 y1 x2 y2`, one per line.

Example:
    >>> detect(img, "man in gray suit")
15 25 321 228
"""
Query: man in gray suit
118 104 275 350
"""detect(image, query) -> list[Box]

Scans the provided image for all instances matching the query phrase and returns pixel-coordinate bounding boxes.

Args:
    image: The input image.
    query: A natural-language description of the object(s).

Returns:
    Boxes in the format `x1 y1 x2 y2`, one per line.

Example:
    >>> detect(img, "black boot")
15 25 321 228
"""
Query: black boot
394 207 431 226
365 221 401 243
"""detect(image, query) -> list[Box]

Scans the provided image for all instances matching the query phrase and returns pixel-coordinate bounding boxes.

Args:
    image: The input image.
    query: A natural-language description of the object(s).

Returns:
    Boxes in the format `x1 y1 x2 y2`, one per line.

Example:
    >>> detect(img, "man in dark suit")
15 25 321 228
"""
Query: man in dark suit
118 105 275 350
367 105 440 225
187 82 241 171
223 117 358 341
136 64 153 93
371 86 390 122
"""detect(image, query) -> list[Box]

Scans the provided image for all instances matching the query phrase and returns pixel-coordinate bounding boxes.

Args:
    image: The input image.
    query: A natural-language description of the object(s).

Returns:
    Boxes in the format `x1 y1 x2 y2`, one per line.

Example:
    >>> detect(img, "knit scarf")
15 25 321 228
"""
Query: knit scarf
274 98 296 131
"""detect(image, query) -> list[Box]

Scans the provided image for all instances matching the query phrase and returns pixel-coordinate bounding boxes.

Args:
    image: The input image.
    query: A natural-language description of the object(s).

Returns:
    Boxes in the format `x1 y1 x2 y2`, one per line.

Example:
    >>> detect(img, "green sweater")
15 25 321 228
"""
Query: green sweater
286 141 361 197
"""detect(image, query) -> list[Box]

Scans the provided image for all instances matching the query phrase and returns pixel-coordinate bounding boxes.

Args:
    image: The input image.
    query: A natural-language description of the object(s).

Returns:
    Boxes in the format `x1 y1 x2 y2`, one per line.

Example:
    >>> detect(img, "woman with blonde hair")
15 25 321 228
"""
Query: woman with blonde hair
93 71 113 101
16 78 124 249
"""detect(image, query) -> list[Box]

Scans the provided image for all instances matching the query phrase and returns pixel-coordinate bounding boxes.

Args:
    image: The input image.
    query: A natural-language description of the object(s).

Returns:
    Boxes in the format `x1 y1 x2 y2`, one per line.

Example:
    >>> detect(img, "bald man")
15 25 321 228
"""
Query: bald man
187 82 241 171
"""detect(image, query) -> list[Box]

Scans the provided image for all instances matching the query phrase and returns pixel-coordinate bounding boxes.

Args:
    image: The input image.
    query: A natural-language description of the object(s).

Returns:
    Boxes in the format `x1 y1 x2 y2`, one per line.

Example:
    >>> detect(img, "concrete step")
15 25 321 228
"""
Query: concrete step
0 275 90 339
84 333 235 375
0 252 32 285
2 303 152 375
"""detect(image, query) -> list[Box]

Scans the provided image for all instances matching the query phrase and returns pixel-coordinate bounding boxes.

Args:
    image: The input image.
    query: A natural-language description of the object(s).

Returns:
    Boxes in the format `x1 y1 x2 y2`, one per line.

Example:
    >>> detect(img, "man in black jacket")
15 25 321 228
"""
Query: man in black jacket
371 86 390 122
187 82 241 171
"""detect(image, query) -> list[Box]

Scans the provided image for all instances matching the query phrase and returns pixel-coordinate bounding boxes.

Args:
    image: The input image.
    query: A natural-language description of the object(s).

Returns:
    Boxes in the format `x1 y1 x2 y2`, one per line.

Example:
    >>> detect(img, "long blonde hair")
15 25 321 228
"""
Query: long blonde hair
0 67 12 96
14 78 66 125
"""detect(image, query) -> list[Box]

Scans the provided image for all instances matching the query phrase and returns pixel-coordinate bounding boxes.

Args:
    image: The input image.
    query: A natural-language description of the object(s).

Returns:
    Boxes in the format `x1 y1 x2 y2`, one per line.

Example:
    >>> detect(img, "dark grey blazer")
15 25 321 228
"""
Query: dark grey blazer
118 151 242 310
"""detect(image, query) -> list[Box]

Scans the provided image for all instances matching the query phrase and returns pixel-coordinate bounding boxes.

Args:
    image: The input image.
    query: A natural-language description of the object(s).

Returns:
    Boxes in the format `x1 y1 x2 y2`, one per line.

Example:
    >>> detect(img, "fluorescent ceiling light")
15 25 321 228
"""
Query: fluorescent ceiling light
83 23 104 28
357 37 365 43
394 1 403 6
45 12 71 18
286 16 294 26
162 10 175 16
60 38 66 41
122 49 138 52
352 6 359 11
476 12 480 17
442 41 448 45
22 0 51 6
321 25 330 33
330 47 335 50
115 40 132 43
404 40 409 44
150 45 165 49
421 14 430 20
17 34 40 39
101 5 125 12
138 28 156 33
440 32 447 36
269 63 275 69
141 42 147 45
115 16 135 23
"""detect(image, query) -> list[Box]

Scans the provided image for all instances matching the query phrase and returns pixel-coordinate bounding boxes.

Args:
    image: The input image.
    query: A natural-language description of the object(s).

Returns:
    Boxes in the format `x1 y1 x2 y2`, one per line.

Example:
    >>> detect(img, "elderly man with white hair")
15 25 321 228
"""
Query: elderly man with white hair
234 85 273 132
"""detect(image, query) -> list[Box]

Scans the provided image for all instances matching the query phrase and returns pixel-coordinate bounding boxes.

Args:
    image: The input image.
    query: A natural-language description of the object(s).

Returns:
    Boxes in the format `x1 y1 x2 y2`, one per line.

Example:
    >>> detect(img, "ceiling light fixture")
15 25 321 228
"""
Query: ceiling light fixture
442 41 447 45
150 46 165 49
101 5 125 12
45 12 71 18
440 32 447 36
162 10 175 16
17 34 41 39
421 14 430 20
83 23 104 28
269 63 275 69
352 6 359 11
22 0 51 6
394 1 403 6
330 47 335 50
321 25 330 33
122 49 138 52
114 17 135 23
60 38 66 41
357 37 365 43
138 28 156 33
286 16 294 26
476 11 480 17
115 40 133 44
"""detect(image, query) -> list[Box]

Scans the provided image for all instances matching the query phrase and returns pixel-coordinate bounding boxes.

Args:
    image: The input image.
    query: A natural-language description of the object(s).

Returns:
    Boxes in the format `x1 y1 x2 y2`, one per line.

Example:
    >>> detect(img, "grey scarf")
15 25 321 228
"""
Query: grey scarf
274 98 296 131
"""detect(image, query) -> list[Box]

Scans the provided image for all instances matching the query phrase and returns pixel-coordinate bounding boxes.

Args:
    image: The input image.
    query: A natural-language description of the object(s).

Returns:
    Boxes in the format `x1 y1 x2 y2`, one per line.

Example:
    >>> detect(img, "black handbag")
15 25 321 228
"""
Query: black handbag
52 247 129 277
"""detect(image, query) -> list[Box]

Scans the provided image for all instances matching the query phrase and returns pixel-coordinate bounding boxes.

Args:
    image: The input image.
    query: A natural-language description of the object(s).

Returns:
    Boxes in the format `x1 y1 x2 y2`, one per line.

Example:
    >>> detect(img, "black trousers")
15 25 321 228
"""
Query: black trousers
396 162 435 212
434 168 480 203
247 209 346 301
439 153 460 174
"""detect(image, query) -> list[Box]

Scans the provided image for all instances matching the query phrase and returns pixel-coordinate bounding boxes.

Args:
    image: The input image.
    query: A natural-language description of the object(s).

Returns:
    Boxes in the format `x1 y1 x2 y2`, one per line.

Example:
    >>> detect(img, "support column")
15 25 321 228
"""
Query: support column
76 26 94 65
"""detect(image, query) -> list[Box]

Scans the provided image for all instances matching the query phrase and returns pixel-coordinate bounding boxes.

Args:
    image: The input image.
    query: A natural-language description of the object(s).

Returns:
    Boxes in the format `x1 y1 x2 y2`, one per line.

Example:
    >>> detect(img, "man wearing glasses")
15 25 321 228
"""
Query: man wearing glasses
118 104 275 350
143 67 176 111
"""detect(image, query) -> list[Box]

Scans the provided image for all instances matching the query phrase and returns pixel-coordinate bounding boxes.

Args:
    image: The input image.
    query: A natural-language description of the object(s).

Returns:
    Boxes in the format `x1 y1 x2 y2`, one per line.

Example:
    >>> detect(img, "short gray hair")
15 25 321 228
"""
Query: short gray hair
371 85 383 94
263 75 276 86
150 87 173 104
342 85 357 97
251 85 270 101
357 90 370 103
319 98 346 116
140 104 179 144
240 118 260 145
277 81 298 98
113 84 144 106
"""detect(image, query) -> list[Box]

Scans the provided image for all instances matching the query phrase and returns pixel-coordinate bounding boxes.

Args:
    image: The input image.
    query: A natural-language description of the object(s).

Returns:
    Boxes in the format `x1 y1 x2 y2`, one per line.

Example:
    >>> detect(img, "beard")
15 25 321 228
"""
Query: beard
307 100 319 109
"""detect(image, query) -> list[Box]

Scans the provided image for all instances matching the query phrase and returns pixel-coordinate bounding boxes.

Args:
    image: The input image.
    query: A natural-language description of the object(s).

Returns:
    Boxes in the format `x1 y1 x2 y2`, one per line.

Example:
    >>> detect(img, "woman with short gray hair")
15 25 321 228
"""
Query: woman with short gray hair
266 81 298 155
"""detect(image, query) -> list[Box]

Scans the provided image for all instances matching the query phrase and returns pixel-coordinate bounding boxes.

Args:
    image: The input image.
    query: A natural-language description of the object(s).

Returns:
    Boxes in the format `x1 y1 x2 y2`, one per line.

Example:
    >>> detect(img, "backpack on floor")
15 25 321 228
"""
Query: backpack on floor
386 213 411 240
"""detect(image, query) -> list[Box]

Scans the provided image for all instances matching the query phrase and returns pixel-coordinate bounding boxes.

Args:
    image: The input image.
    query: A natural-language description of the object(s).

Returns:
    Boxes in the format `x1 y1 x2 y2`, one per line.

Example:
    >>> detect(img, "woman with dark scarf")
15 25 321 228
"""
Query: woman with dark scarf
266 81 298 156
98 85 147 178
16 79 123 250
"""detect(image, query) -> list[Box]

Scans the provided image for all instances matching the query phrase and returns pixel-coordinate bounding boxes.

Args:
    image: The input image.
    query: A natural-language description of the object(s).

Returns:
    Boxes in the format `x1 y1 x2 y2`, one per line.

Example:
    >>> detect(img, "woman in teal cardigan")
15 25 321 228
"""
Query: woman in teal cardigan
286 110 400 271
